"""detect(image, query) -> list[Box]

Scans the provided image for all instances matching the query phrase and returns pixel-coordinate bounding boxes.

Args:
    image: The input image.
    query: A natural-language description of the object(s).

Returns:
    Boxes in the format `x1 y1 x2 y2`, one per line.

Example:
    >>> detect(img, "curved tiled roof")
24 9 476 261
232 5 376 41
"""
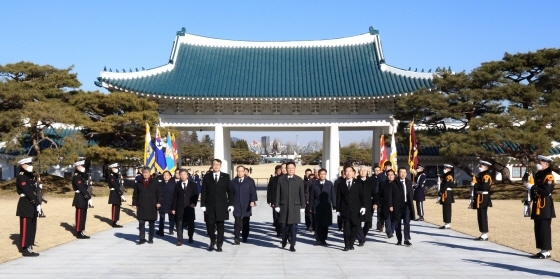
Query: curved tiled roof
98 28 434 98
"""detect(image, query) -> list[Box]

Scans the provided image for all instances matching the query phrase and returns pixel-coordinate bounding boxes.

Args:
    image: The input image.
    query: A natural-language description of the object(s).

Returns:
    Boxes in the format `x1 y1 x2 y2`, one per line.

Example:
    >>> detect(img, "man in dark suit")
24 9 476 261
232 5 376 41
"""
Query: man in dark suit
132 166 162 244
392 167 415 246
267 165 283 236
231 165 257 244
201 159 233 252
309 168 336 245
333 170 346 231
336 166 366 251
172 169 199 245
357 165 376 246
376 162 392 232
275 161 306 252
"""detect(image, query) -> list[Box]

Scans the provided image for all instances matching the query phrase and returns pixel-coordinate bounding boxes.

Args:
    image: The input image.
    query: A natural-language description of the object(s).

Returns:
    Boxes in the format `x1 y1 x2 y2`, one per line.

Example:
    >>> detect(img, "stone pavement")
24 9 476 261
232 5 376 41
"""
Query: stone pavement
1 190 560 279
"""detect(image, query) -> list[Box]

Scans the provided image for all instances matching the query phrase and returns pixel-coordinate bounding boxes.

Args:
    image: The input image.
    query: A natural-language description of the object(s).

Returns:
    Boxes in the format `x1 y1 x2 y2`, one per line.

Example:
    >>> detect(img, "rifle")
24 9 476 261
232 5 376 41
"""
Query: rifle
522 157 532 217
436 164 441 204
85 158 95 208
468 160 476 209
119 172 127 193
35 171 47 217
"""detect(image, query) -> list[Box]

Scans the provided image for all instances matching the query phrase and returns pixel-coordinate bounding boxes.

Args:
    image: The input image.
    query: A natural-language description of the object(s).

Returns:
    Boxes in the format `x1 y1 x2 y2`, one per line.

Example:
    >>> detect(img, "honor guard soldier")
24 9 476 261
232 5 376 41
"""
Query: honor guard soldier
527 155 556 259
16 157 41 257
72 160 91 239
438 164 455 229
108 163 125 228
472 160 493 241
413 164 426 221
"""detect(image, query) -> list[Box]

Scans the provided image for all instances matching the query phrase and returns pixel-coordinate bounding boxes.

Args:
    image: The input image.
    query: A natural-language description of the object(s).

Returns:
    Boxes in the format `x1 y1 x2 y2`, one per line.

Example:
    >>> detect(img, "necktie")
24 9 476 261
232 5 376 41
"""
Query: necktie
402 180 407 202
239 178 243 183
182 182 186 189
347 180 351 189
214 174 218 183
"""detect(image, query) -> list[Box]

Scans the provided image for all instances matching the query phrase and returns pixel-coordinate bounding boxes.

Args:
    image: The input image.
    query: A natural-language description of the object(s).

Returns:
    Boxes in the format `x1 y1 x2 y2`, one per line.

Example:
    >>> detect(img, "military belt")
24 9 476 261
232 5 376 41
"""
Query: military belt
476 191 488 194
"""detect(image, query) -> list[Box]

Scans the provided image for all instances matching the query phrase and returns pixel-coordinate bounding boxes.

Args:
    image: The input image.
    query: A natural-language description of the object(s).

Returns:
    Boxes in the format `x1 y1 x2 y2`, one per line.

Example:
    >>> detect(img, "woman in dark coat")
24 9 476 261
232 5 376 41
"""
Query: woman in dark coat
157 171 176 236
132 167 162 244
309 168 336 245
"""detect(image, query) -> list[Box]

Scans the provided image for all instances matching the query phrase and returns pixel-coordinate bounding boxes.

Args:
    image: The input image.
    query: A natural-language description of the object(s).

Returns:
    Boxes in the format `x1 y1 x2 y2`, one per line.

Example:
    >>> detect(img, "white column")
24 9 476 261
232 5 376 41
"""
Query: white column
223 128 231 174
323 127 330 175
214 124 225 171
329 125 340 181
372 128 381 167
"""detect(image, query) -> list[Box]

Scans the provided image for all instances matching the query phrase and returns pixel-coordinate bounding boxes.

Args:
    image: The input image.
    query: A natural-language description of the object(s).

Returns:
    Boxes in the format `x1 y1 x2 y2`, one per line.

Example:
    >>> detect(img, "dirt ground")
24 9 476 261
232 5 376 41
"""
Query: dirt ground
422 198 559 262
0 194 136 263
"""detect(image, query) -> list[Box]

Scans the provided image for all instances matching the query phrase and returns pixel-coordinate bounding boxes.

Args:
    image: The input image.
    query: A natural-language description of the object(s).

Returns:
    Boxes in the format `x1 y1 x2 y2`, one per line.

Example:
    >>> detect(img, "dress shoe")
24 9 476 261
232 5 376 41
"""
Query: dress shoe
289 246 296 252
216 246 223 252
419 217 424 221
148 239 153 244
357 242 364 247
242 238 247 243
439 225 450 229
155 231 164 236
22 250 39 257
349 246 354 250
112 223 123 228
530 253 550 259
137 239 146 245
315 241 322 246
208 242 215 251
276 232 282 237
188 238 193 243
77 233 90 239
234 239 240 245
343 247 348 251
168 231 174 235
474 237 488 241
387 234 394 239
396 242 402 246
39 213 46 218
176 240 183 246
281 239 287 249
404 240 412 247
321 241 327 246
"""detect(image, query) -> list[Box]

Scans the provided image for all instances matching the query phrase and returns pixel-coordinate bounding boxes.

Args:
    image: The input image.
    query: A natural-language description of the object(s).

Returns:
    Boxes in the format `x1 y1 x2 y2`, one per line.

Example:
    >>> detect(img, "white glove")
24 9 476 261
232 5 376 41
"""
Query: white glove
110 188 115 191
436 197 441 203
75 190 80 193
228 206 234 212
332 209 336 213
88 200 93 207
201 207 206 212
336 212 340 216
525 183 533 190
300 208 305 213
275 207 280 213
36 205 41 213
360 208 366 215
38 184 43 189
20 193 25 198
121 195 126 202
471 182 475 186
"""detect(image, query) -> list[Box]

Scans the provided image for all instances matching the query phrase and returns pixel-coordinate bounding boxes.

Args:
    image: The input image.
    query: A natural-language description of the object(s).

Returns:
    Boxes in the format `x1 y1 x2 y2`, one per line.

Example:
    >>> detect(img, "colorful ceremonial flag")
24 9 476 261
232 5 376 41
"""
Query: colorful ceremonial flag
379 134 387 167
165 132 176 172
154 127 167 173
408 120 418 172
390 127 398 172
143 123 155 173
171 133 178 164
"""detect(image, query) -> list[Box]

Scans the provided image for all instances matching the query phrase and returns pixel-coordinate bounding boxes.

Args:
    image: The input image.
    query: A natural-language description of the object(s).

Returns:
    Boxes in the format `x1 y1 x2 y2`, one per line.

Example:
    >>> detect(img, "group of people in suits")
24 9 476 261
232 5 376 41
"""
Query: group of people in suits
14 155 555 260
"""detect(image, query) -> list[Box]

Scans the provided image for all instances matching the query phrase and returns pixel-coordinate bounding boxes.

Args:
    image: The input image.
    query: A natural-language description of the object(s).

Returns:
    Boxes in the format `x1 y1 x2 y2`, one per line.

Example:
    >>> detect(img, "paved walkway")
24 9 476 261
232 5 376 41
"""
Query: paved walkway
1 190 559 279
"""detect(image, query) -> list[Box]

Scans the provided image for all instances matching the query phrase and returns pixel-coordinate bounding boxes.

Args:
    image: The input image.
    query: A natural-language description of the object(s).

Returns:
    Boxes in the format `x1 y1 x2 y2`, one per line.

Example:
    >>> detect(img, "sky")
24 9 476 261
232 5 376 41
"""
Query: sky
2 1 559 146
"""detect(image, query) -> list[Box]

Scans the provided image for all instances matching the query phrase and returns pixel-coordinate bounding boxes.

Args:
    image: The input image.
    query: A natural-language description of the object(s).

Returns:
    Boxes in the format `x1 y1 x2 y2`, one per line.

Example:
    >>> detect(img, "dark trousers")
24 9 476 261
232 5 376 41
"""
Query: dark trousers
356 222 371 243
394 204 412 242
281 223 297 248
19 217 37 249
337 215 342 230
477 207 488 233
176 218 194 241
75 207 87 232
443 203 452 223
376 209 384 230
305 205 315 230
384 215 395 235
111 204 120 223
158 212 175 233
534 219 552 250
138 220 155 241
315 224 329 242
272 208 281 233
342 218 358 248
234 216 250 241
206 220 225 246
415 201 424 217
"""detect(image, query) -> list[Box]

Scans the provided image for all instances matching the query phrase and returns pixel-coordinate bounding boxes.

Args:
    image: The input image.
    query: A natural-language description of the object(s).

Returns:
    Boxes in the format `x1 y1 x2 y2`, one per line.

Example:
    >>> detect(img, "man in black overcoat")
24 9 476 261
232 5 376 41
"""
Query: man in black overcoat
16 157 41 256
336 166 366 251
132 166 162 244
309 168 336 245
72 160 91 239
172 169 199 245
356 165 376 246
275 161 306 252
267 165 283 236
333 170 346 231
231 165 257 244
378 169 397 238
201 159 233 252
107 163 125 228
392 167 415 246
